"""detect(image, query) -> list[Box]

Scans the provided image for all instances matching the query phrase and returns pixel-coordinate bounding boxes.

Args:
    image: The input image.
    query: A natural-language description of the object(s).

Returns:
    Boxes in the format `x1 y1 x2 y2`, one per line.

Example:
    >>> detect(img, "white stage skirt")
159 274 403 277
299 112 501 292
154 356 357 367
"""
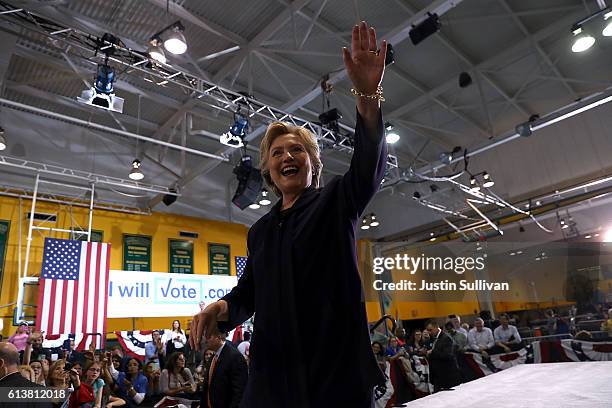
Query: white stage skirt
406 361 612 408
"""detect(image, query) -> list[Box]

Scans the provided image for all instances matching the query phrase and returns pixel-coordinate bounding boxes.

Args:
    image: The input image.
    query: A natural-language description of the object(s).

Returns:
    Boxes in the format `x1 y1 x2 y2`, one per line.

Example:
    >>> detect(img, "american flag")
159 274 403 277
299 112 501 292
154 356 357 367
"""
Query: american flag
235 256 248 279
35 238 111 350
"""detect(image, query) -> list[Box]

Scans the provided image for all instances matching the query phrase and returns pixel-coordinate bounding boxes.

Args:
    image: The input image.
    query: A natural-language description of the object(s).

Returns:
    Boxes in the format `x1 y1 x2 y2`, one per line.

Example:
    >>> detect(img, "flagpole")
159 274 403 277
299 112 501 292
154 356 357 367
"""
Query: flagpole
23 173 40 279
87 183 95 242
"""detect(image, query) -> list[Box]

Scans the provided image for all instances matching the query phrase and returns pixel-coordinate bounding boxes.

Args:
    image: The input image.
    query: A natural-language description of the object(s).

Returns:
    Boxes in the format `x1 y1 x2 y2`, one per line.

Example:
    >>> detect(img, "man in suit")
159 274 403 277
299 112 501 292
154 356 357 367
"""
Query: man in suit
425 320 461 392
0 342 52 408
202 329 248 408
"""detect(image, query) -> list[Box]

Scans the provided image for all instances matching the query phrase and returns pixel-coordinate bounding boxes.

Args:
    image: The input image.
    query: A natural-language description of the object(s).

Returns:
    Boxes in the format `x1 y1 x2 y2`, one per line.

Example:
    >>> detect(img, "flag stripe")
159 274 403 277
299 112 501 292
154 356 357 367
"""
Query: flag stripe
102 245 111 349
81 242 92 348
52 280 64 334
96 244 108 349
92 243 102 349
70 273 79 334
35 278 46 330
58 280 69 334
47 279 58 334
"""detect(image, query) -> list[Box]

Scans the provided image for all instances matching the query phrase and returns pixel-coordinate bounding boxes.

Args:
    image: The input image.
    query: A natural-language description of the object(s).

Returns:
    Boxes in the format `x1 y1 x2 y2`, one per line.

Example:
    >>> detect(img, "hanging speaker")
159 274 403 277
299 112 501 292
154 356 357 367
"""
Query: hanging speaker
232 156 263 210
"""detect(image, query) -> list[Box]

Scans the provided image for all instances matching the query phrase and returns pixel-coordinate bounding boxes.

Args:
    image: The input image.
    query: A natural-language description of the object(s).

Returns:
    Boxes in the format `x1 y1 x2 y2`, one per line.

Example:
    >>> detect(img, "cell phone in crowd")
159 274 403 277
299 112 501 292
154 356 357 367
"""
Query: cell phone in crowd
150 361 160 372
64 361 74 372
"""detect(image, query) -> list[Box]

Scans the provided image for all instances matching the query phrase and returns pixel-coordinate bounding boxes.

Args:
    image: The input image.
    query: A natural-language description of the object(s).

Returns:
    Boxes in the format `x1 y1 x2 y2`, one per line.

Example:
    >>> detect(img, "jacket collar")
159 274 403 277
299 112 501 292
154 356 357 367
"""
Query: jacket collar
270 186 317 219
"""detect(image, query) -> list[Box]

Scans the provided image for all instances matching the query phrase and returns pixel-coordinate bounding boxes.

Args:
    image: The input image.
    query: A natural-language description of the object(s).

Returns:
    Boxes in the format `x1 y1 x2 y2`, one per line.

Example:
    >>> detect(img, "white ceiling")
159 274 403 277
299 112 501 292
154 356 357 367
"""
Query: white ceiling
0 0 611 239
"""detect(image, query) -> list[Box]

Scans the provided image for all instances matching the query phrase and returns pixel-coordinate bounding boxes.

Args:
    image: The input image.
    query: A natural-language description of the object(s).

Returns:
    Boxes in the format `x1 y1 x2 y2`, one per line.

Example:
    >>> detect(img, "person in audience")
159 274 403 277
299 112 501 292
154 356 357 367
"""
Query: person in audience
19 364 35 381
201 328 248 408
371 342 386 372
371 341 393 408
494 313 523 352
0 342 51 408
160 351 196 398
448 314 469 337
407 330 424 355
461 322 470 333
165 320 187 356
194 349 215 394
9 323 31 353
143 361 162 399
385 337 404 360
112 355 123 372
575 330 593 340
425 320 461 392
68 361 104 408
46 359 70 389
545 309 557 335
114 358 148 407
24 330 52 364
601 307 612 337
468 318 495 357
421 329 433 350
237 331 251 360
145 330 165 369
445 321 467 352
29 359 46 385
556 312 571 335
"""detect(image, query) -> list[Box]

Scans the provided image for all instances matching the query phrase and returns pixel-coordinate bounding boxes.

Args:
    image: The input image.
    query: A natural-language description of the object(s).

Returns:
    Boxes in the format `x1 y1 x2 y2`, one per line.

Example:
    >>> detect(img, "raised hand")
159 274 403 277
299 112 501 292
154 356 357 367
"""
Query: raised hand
342 21 387 97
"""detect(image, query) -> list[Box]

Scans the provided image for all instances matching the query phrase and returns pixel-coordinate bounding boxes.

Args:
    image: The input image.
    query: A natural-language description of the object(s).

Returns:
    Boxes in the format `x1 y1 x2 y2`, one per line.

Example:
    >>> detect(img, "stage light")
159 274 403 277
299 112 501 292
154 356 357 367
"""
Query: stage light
164 22 187 54
384 123 400 144
469 176 480 192
429 232 436 242
129 159 144 180
232 155 263 210
248 203 260 210
459 72 472 88
603 12 612 36
147 37 166 64
413 191 421 199
585 234 592 239
604 228 612 242
220 114 248 148
409 13 441 45
259 190 271 206
77 64 124 113
0 127 6 151
571 27 595 52
482 172 494 188
360 218 370 230
370 214 380 227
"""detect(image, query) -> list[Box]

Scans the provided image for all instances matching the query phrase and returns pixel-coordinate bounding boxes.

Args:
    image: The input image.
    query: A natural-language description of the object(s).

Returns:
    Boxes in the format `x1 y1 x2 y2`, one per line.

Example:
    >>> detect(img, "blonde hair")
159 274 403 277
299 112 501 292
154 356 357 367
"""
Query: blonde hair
19 365 35 381
259 122 322 197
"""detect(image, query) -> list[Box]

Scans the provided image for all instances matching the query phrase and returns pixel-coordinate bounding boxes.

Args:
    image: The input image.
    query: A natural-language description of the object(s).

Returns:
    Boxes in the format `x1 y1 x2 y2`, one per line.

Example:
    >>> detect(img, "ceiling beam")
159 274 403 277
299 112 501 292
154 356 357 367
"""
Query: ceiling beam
212 0 312 83
385 10 585 122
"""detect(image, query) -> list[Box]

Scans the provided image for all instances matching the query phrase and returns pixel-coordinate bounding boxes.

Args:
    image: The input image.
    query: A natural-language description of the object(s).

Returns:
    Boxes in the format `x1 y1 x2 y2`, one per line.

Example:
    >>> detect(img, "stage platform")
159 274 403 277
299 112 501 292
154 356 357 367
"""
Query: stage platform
405 361 612 408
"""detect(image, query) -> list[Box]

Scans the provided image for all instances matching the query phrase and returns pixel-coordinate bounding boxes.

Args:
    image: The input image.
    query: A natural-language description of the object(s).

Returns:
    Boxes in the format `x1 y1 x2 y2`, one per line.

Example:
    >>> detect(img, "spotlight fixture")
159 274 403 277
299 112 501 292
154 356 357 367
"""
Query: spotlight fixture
0 127 6 151
429 232 436 242
360 218 370 230
129 159 144 180
429 184 439 193
571 26 596 53
220 113 248 148
469 176 480 192
163 21 187 54
482 172 494 188
77 63 124 113
409 13 441 45
370 214 380 227
384 122 400 144
413 191 421 199
258 190 271 206
232 155 263 210
248 202 261 210
603 11 612 36
147 37 166 64
439 146 462 164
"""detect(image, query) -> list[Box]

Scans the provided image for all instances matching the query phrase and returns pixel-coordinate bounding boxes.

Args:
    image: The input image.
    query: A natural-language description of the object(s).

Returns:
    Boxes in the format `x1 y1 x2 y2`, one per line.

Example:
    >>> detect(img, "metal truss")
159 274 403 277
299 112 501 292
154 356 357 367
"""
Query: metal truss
0 183 151 215
0 1 354 153
0 154 180 197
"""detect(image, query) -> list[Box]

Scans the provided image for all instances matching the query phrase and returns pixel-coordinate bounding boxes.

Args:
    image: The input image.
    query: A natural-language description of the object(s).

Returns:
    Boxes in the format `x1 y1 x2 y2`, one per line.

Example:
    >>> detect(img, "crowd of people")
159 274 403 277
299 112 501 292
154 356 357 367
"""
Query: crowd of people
0 319 252 408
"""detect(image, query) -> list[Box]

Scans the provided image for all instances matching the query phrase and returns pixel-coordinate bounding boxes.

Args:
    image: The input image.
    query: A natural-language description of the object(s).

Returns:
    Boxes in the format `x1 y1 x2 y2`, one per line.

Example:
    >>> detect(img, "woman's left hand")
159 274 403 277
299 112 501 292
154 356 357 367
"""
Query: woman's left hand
342 21 387 96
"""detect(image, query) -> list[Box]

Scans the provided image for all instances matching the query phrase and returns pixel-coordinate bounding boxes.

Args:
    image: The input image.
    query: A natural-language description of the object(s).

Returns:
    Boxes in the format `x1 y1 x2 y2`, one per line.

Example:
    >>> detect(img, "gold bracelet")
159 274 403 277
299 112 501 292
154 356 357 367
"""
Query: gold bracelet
350 85 385 102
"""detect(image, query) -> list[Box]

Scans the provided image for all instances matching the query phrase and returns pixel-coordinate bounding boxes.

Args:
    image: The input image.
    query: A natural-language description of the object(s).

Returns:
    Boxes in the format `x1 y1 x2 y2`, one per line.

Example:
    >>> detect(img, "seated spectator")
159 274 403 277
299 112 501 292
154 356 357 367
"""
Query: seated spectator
29 359 46 386
385 337 405 360
9 324 31 353
237 332 251 360
19 364 35 382
601 308 612 337
448 314 469 337
468 318 495 356
143 361 162 398
164 320 187 356
575 330 592 340
67 361 105 408
114 358 148 407
160 352 196 398
445 321 467 352
494 313 523 352
407 330 424 355
47 360 70 390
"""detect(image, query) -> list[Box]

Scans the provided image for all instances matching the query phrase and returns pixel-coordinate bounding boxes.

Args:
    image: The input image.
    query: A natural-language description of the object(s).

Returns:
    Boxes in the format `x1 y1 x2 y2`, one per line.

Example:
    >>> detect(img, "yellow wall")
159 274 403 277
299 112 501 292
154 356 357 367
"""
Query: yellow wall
0 195 248 337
